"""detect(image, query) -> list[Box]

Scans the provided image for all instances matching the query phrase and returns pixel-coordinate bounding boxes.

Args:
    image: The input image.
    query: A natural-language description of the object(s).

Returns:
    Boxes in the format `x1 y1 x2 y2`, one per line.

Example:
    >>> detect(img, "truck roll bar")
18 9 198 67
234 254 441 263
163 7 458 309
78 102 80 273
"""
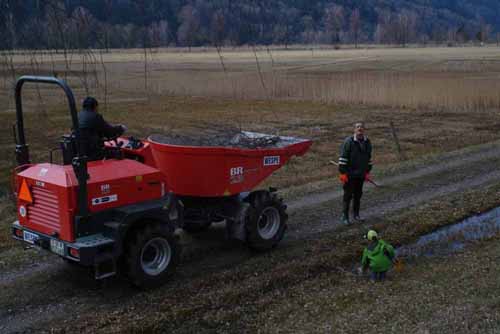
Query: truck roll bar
15 76 80 162
14 75 89 218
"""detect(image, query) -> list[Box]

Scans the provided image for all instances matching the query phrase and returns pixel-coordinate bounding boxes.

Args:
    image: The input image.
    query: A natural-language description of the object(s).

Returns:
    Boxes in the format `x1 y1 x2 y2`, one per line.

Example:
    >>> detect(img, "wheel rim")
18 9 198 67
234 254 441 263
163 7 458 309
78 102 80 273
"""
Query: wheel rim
140 237 172 276
257 207 281 240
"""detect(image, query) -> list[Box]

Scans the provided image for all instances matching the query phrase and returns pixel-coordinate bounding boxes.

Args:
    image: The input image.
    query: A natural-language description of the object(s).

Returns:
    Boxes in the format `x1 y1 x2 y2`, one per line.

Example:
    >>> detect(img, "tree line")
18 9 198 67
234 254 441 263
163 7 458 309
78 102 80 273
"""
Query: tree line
1 0 499 50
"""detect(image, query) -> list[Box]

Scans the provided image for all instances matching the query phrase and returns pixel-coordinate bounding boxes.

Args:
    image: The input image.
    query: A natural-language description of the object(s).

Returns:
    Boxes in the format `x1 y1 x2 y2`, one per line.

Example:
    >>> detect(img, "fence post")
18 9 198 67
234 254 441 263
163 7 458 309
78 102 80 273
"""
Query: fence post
390 121 405 161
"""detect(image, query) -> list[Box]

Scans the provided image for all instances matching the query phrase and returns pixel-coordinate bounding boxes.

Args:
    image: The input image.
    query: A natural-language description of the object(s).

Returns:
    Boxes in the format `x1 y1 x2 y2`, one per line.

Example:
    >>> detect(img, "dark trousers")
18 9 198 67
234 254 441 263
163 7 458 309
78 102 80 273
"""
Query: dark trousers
370 271 386 281
343 177 364 217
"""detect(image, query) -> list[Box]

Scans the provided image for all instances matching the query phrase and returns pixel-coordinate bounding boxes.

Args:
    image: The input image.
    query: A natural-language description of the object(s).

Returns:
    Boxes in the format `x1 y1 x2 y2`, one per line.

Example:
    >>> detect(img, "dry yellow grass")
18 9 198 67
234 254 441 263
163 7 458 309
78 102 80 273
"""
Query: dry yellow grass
2 46 500 111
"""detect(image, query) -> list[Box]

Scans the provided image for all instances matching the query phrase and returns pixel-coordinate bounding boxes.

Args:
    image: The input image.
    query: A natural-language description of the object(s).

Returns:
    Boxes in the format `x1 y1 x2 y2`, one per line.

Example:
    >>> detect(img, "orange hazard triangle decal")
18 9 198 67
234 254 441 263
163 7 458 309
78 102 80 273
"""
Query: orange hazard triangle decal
18 179 33 203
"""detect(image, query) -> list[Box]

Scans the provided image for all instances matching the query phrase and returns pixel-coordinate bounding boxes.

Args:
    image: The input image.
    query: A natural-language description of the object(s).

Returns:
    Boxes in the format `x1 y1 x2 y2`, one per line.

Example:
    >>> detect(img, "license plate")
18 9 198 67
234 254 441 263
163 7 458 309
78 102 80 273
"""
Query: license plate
50 239 65 256
23 230 38 244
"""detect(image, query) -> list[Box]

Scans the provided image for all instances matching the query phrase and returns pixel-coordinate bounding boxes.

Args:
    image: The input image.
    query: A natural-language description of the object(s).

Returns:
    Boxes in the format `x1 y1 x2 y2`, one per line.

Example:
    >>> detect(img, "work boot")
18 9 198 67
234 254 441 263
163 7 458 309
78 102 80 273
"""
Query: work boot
353 213 365 222
342 200 350 225
353 199 363 221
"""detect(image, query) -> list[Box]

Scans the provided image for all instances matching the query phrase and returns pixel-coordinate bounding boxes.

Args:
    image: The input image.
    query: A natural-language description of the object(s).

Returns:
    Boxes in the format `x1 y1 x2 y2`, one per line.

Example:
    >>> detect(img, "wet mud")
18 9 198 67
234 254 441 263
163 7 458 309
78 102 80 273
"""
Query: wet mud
397 207 500 258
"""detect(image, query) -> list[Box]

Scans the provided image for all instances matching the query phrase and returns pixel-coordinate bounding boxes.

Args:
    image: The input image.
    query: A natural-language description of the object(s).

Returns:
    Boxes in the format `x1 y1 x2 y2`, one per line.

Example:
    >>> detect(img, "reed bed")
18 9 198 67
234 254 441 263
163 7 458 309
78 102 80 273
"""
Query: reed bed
2 47 500 112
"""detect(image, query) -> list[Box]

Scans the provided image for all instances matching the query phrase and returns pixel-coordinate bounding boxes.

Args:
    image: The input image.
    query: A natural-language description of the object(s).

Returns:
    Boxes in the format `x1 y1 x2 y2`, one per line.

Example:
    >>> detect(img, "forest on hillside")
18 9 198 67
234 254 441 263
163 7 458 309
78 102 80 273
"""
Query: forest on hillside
1 0 499 50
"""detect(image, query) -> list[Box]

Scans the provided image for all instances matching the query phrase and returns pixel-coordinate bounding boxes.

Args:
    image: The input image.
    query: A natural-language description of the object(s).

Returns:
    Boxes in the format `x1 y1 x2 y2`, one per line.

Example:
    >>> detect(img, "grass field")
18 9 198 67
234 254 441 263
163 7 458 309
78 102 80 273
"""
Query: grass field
3 46 500 110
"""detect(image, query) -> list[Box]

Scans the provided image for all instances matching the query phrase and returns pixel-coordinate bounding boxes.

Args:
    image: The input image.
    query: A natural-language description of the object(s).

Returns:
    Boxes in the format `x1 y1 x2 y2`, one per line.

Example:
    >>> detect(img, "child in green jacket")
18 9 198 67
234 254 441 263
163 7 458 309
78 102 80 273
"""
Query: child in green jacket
361 230 395 281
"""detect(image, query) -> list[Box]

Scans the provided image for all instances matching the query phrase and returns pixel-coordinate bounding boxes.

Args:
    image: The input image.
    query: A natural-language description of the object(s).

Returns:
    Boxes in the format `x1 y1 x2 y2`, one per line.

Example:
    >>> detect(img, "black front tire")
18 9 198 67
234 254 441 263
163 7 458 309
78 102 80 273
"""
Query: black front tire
245 191 288 251
126 224 181 288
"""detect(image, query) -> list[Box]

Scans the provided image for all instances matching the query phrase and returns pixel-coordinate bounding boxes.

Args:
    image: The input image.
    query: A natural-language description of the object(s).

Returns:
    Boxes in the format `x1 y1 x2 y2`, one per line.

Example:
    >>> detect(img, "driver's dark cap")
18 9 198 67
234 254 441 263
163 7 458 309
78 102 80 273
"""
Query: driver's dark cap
83 96 98 110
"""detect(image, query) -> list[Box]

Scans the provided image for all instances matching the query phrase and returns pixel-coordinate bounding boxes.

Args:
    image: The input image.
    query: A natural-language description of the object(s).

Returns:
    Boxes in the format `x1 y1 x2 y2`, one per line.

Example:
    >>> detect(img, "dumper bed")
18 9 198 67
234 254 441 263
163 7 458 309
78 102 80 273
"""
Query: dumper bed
147 131 312 197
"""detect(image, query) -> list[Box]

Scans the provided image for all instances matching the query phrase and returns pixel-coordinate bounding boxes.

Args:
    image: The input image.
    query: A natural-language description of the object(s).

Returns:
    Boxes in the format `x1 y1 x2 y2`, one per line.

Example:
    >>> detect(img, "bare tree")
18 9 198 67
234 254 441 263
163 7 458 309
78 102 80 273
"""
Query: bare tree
98 50 109 112
103 0 113 52
395 10 418 46
300 15 315 44
373 24 384 44
374 9 392 44
70 6 100 95
177 4 200 50
5 12 17 50
324 4 345 45
1 51 16 89
430 22 447 44
448 27 457 45
28 49 53 132
131 0 152 93
3 12 17 85
274 6 299 48
210 9 225 47
72 6 95 49
45 0 73 79
349 9 361 48
477 17 492 44
456 24 468 44
149 20 170 47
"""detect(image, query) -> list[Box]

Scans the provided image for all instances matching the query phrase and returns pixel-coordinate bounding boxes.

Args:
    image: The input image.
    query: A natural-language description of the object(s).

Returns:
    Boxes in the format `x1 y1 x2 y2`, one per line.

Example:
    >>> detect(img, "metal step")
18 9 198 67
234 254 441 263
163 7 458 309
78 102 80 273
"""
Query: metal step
74 234 114 248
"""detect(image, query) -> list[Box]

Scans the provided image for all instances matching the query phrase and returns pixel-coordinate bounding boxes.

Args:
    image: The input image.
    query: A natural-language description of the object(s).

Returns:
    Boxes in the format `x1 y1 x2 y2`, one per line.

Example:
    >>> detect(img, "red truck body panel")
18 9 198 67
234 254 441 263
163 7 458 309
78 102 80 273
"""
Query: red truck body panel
16 160 165 242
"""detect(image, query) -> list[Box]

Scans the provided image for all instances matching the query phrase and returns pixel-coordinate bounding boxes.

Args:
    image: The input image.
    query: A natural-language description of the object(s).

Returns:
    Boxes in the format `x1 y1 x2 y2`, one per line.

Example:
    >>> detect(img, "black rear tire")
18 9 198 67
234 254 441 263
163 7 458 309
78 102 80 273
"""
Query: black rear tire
126 223 181 288
245 191 287 251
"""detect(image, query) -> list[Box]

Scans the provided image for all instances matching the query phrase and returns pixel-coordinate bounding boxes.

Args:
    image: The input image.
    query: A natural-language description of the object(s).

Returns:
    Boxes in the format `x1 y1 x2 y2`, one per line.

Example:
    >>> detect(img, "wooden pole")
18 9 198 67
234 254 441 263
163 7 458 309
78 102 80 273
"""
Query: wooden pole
390 121 405 161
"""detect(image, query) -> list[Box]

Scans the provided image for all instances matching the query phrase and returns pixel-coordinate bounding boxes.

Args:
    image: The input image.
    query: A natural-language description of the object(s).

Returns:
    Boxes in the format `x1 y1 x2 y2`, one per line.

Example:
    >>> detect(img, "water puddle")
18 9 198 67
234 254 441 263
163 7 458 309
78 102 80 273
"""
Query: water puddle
397 206 500 258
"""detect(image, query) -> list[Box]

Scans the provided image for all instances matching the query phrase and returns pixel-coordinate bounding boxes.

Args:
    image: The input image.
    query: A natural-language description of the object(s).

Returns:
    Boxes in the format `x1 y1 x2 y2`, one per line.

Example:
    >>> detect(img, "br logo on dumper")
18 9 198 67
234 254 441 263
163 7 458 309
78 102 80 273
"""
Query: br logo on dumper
100 184 110 194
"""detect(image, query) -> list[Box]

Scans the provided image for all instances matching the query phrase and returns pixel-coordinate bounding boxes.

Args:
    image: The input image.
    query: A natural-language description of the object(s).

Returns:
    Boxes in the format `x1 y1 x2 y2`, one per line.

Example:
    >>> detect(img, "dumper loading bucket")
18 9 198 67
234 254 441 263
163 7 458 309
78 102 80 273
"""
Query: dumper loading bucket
148 132 312 197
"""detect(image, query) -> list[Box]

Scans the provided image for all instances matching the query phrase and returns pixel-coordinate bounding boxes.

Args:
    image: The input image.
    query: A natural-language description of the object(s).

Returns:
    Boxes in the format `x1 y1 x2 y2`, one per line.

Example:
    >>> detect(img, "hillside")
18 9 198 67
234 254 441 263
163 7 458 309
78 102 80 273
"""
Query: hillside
0 0 499 50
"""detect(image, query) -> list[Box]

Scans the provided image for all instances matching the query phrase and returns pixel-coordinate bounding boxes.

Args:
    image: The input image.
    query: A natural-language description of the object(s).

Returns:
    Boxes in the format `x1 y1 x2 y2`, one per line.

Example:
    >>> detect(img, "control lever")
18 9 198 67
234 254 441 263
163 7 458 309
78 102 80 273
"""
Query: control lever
126 137 144 149
111 138 124 148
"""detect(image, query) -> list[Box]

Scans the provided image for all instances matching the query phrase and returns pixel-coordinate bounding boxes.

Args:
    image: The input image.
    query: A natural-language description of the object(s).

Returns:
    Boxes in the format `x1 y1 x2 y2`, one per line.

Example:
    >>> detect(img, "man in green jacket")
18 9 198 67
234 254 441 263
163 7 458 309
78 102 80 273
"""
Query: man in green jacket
361 230 395 282
338 122 373 224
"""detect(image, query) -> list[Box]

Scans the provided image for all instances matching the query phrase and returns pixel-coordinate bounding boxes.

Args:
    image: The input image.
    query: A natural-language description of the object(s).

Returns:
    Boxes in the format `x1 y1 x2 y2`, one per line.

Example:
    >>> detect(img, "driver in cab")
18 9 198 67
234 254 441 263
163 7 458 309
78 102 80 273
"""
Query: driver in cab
78 96 127 161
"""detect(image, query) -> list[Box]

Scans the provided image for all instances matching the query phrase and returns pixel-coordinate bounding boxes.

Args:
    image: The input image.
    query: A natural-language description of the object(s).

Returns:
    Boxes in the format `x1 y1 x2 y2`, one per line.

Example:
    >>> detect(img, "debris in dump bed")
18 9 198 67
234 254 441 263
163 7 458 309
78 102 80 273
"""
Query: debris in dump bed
149 130 301 149
230 132 281 148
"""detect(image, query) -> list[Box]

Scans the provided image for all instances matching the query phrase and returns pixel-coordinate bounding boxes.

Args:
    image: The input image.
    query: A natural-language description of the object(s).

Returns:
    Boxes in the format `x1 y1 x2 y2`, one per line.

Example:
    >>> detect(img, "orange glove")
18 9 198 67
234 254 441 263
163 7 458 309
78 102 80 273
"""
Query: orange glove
365 172 371 181
339 173 348 184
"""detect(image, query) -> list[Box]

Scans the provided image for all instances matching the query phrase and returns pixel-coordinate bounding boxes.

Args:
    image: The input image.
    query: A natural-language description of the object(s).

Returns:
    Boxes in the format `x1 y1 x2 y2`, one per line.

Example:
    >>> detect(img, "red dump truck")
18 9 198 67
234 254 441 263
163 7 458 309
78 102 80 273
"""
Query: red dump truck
11 76 312 287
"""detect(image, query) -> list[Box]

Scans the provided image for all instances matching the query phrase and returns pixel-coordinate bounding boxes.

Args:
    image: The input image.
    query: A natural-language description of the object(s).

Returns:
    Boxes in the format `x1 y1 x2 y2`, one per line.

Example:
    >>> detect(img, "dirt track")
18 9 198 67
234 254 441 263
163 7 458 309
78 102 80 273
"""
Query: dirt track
2 140 500 333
